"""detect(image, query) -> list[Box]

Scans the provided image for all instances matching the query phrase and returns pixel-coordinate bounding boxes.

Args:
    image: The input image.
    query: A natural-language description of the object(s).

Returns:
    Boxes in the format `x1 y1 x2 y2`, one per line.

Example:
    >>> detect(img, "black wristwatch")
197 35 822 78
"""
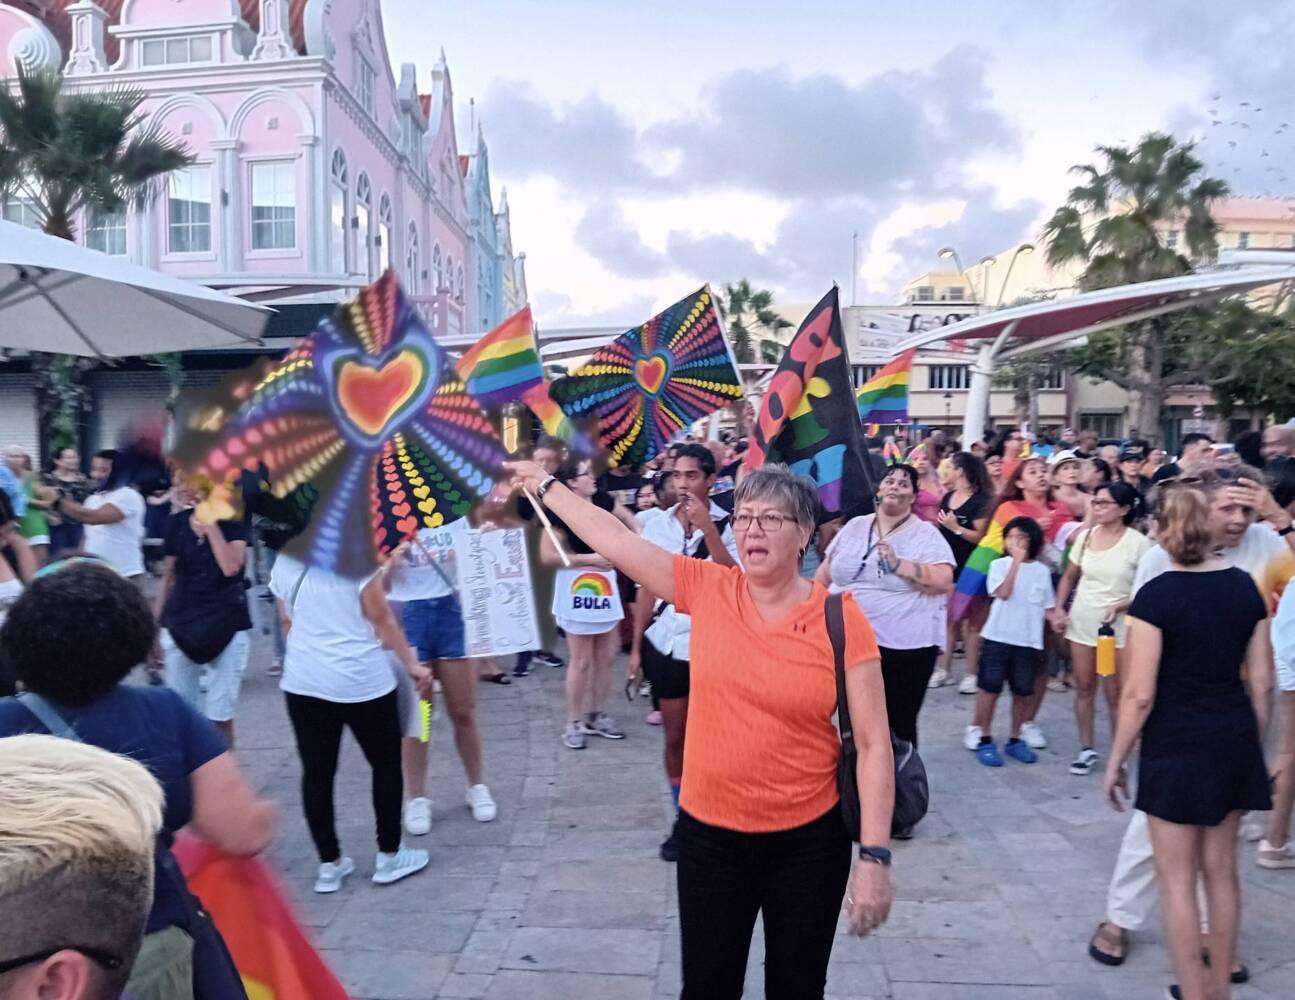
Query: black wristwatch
1278 523 1294 537
858 845 892 866
536 475 558 500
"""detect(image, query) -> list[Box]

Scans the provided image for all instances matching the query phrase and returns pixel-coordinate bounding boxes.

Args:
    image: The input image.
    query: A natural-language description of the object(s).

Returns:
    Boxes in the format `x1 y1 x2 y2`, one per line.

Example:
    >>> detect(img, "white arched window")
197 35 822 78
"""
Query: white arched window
444 254 454 293
377 194 393 274
432 244 442 291
405 223 421 294
355 173 372 279
455 263 464 301
329 149 348 273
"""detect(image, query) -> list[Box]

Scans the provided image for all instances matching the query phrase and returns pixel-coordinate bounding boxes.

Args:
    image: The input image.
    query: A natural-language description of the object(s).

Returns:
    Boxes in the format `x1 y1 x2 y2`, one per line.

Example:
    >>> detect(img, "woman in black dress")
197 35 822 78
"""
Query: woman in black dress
931 451 992 691
1104 485 1272 1000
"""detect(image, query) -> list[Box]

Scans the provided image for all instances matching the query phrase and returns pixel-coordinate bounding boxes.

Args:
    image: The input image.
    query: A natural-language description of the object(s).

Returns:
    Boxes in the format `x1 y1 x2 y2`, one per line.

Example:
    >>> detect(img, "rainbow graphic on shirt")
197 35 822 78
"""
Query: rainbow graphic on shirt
570 572 614 611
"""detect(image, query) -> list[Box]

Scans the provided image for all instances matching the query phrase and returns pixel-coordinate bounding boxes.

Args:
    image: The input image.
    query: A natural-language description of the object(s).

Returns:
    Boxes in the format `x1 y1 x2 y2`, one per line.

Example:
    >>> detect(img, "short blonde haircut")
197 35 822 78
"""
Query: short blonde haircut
0 735 164 982
1157 485 1215 566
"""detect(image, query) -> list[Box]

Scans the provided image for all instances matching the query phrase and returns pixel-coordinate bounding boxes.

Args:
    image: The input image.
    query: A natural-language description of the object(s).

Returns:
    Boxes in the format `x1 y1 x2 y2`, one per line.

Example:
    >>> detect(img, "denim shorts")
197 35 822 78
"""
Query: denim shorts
402 595 467 662
977 638 1038 696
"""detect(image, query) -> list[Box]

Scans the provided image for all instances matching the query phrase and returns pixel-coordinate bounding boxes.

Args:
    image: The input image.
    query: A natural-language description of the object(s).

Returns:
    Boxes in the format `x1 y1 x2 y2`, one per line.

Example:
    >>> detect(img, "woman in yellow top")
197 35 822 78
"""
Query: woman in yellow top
1050 481 1150 776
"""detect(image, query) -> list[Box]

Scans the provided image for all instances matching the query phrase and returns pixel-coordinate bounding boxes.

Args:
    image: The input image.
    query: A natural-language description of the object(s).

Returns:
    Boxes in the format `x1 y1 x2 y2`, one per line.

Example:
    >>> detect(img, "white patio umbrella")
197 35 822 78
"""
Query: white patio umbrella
0 219 269 357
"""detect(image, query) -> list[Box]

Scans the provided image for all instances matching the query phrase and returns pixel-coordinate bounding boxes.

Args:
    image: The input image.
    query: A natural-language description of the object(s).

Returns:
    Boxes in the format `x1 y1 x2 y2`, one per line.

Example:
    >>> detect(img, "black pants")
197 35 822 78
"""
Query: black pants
879 645 938 747
675 807 851 999
285 690 403 862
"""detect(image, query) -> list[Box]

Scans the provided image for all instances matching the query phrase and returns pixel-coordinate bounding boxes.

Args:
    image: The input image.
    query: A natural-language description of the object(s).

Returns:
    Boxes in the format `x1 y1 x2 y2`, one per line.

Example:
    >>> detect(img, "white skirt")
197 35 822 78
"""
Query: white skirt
552 567 624 635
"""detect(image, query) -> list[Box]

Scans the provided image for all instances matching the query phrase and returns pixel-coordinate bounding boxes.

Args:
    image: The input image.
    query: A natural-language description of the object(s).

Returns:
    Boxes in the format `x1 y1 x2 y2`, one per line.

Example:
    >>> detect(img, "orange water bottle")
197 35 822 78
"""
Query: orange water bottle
1096 622 1117 677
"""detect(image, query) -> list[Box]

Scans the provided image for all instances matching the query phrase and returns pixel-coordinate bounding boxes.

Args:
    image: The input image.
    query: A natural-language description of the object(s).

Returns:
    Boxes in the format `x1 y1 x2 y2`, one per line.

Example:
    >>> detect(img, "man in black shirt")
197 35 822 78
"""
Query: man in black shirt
1151 432 1214 484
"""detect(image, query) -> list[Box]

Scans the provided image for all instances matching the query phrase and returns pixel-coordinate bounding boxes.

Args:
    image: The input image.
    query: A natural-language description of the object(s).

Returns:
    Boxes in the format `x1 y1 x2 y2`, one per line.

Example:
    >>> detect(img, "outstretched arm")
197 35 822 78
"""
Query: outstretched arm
506 461 675 603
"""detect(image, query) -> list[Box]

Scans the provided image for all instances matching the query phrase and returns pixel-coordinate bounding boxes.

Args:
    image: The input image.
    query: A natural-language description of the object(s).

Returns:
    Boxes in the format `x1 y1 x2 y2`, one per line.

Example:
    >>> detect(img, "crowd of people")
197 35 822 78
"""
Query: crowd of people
2 417 1295 1000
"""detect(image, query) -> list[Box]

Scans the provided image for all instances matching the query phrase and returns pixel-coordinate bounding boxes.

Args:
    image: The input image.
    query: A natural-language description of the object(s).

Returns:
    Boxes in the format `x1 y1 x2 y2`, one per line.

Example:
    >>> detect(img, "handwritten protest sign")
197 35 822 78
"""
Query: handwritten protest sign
455 527 539 658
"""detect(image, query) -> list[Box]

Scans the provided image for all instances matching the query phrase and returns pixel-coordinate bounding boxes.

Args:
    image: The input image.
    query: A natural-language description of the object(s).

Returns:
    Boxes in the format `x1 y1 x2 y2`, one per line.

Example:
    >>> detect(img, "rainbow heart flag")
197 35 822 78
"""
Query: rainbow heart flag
455 306 544 407
950 498 1071 621
549 286 743 465
745 286 874 519
857 349 914 424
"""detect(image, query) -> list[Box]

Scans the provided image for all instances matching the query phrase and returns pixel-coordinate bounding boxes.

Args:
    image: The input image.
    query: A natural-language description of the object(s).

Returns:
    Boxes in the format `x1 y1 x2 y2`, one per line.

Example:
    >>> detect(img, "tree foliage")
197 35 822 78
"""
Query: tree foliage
1041 132 1230 441
718 279 793 365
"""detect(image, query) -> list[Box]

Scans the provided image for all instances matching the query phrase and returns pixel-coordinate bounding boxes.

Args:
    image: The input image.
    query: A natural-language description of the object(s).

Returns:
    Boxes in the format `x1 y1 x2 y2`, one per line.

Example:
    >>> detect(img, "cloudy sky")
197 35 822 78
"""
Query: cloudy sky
384 1 1295 326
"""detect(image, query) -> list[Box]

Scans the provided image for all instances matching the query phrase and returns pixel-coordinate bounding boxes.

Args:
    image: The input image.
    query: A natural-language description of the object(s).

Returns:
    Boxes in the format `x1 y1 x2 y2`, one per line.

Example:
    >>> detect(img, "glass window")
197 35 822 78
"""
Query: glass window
852 365 882 389
432 244 442 289
444 255 454 292
250 161 295 251
455 264 464 300
141 35 212 67
86 209 126 255
354 174 372 278
914 286 935 302
1237 231 1250 250
406 225 420 294
1079 412 1121 439
330 184 346 272
1037 366 1065 390
1165 229 1179 249
167 165 212 253
356 57 376 116
928 364 969 390
2 191 40 228
377 195 392 273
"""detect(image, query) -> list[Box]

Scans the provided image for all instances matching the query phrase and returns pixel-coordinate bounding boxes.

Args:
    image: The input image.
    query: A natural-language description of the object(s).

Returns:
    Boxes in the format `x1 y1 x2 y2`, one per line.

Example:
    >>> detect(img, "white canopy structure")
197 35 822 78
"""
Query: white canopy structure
891 265 1295 443
0 219 269 357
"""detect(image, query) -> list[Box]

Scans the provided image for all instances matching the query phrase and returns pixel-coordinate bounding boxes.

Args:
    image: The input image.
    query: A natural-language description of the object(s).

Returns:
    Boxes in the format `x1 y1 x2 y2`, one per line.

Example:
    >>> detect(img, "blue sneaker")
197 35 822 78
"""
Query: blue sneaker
976 741 1004 767
1005 739 1038 764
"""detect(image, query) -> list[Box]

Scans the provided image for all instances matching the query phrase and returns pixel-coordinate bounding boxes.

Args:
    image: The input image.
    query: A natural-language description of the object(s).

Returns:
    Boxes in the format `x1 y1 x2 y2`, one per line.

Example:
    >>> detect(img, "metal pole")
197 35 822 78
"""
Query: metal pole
851 232 858 306
962 319 1019 445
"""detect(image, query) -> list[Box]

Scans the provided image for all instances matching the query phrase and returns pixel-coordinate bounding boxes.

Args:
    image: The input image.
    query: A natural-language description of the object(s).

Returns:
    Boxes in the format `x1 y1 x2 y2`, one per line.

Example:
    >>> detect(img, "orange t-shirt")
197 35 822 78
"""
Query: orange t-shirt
673 556 882 833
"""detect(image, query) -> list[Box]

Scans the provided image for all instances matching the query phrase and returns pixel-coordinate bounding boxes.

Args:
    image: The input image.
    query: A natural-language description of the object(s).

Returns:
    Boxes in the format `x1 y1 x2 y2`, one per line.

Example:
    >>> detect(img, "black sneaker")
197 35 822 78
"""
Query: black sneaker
659 833 679 862
513 663 531 678
535 651 564 669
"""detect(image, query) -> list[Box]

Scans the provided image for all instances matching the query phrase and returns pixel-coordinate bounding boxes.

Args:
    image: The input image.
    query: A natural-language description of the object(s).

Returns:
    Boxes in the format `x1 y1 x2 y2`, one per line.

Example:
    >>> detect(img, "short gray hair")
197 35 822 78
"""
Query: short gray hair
733 464 821 532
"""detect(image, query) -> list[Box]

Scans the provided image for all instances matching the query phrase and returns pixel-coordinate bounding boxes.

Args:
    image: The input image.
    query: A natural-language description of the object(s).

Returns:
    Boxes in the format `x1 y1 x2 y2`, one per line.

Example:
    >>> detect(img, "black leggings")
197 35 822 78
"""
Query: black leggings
879 645 939 747
285 690 403 862
675 807 851 1000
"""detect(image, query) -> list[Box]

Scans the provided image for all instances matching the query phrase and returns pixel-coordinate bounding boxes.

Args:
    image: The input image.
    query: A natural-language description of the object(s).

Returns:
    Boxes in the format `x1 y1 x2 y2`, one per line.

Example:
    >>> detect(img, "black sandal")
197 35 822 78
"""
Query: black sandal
1200 950 1249 984
484 672 512 685
1088 922 1127 967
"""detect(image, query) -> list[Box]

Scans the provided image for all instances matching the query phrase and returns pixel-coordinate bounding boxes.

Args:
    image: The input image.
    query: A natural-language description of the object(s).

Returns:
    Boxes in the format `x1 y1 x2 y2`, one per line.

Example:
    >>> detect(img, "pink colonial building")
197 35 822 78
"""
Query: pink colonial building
0 0 527 454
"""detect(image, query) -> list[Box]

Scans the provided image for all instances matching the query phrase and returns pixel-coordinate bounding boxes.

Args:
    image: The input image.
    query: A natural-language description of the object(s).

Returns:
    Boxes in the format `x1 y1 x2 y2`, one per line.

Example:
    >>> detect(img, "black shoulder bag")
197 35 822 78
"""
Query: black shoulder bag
824 593 930 840
18 692 249 1000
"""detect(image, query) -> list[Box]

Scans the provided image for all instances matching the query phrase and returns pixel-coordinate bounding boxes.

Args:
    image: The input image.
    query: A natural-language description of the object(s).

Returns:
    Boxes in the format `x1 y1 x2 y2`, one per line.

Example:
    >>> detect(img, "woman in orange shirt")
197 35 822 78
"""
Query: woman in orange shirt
506 460 893 1000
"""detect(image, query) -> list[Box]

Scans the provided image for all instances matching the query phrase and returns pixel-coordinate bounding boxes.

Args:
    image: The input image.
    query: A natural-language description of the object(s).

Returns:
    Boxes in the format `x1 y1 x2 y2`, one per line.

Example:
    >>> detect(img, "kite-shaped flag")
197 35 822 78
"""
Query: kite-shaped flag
455 306 544 407
171 271 507 577
857 349 914 425
550 286 743 465
745 286 874 519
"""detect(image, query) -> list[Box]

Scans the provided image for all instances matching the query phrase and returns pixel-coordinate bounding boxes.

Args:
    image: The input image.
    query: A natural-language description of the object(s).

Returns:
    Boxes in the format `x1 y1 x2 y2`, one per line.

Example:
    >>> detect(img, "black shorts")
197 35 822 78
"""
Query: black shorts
642 640 690 700
978 639 1038 696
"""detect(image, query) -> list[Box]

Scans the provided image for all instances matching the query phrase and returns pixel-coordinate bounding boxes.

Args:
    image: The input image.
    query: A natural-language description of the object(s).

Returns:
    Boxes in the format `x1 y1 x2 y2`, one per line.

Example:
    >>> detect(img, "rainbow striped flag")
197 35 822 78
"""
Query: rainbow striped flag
950 499 1071 621
521 382 595 456
455 306 544 407
857 349 914 424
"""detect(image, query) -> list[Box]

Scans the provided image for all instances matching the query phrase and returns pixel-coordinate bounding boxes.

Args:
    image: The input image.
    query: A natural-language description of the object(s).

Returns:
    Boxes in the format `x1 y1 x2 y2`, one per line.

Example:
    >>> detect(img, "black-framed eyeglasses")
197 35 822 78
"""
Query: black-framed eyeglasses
733 512 793 533
0 946 124 976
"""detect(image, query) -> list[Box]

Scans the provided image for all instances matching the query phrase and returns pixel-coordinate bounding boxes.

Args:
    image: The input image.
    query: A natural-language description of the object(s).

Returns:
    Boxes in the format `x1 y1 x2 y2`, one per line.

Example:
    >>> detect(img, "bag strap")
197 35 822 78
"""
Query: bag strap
824 592 853 753
18 692 82 742
287 566 309 615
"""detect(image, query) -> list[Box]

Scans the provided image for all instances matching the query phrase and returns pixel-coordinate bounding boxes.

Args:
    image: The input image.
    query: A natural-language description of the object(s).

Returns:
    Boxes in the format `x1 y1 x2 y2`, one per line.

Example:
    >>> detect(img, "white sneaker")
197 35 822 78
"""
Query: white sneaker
1020 721 1048 750
372 845 430 885
1069 747 1100 775
563 722 586 750
314 856 354 894
1242 815 1266 843
403 797 432 836
963 724 983 751
928 667 950 689
957 674 979 695
1256 838 1295 869
466 784 497 822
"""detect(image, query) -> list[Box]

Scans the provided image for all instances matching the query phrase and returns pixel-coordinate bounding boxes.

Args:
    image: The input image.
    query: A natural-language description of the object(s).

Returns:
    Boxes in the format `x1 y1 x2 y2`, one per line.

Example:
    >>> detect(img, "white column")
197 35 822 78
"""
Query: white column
299 135 322 272
64 0 108 76
211 140 240 273
962 342 996 445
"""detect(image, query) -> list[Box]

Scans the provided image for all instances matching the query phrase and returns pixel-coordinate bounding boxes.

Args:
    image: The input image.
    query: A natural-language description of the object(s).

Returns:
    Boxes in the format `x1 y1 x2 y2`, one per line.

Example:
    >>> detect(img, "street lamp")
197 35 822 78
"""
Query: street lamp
995 243 1036 308
937 246 970 302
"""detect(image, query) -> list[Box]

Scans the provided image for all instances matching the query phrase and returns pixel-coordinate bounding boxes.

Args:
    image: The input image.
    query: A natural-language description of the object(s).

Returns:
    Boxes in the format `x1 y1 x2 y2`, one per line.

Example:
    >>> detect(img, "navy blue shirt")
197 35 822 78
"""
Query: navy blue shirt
0 685 227 933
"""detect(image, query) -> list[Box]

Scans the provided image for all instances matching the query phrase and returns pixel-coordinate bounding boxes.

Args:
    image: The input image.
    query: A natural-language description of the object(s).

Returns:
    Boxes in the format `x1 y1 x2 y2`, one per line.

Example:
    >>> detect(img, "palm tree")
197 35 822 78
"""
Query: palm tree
1042 132 1227 441
0 68 192 458
0 67 192 239
718 279 793 365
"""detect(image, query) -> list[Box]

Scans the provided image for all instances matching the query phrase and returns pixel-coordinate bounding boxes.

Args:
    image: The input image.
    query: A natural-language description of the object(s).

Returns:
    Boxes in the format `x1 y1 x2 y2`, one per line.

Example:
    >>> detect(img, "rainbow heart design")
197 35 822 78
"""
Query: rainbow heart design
316 332 442 448
634 353 671 396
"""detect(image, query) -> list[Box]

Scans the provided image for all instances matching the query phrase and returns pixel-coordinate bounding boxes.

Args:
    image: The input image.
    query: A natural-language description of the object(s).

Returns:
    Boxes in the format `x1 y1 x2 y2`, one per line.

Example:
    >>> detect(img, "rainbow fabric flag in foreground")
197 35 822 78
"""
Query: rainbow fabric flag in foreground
856 349 914 425
455 306 544 407
172 835 349 1000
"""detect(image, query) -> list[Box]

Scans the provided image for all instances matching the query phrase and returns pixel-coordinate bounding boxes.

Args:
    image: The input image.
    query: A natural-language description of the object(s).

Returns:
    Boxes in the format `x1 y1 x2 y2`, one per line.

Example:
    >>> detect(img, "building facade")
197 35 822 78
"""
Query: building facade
0 0 527 453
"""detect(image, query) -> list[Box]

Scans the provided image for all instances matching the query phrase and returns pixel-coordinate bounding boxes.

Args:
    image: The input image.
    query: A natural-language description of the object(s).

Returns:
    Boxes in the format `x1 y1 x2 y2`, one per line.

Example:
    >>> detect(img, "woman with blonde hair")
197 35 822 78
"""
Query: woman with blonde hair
1104 485 1272 1000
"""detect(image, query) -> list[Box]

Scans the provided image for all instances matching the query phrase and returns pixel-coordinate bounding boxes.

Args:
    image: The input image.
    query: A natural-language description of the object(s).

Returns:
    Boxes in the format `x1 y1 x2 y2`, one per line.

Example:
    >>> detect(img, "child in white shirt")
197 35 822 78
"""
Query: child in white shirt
973 516 1055 766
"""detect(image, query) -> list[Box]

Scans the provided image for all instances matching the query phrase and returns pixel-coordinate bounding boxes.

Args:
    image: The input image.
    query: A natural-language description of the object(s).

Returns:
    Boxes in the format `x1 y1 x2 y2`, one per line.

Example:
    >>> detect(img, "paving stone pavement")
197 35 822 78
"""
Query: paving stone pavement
230 625 1295 1000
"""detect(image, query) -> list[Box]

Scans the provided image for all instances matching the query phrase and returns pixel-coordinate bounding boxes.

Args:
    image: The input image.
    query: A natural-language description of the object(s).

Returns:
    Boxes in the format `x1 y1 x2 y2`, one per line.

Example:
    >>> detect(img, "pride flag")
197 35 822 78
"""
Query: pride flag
745 286 874 519
172 835 349 1000
455 306 544 407
856 349 914 425
950 499 1072 621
